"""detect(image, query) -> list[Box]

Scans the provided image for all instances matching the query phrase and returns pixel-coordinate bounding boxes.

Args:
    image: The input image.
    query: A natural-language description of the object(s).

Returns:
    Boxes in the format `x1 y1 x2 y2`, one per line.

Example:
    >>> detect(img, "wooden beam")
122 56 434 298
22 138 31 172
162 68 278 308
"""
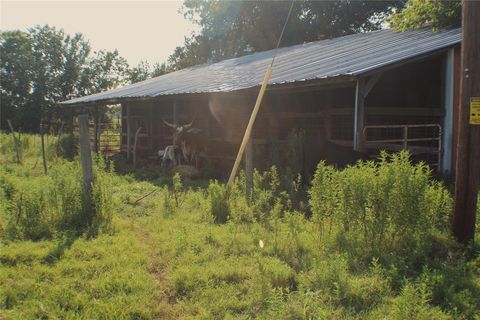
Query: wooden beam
266 76 356 94
126 104 131 162
364 73 382 98
367 107 443 117
208 154 236 161
330 107 443 117
264 107 442 119
354 79 366 151
266 111 324 118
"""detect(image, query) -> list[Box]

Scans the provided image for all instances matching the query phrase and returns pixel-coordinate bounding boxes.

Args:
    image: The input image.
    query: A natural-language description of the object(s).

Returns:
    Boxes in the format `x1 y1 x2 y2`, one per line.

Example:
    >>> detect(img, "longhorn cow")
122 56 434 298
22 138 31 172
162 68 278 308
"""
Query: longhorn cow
162 118 206 168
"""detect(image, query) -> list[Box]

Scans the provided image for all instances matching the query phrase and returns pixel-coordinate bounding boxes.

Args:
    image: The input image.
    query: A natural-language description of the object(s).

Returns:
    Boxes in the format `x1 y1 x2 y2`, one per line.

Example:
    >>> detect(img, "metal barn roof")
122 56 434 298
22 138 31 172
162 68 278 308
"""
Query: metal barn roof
61 27 461 106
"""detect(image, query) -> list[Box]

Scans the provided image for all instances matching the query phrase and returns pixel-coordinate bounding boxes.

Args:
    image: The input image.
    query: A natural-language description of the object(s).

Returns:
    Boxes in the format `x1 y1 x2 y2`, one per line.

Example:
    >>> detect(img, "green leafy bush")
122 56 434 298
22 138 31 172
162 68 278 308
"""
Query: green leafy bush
162 173 186 217
371 282 452 320
232 167 292 224
89 157 115 237
309 151 452 265
0 158 115 240
208 180 230 224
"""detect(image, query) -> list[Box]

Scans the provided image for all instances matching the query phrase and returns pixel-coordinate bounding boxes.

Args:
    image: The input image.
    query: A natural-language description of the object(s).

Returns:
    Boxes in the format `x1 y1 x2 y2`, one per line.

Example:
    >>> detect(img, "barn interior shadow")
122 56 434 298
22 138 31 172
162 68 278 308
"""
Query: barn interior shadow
108 153 213 189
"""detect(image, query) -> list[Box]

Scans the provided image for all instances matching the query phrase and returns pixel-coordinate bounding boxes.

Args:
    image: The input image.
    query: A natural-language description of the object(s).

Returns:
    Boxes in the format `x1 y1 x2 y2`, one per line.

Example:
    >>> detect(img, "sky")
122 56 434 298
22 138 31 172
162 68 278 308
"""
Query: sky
0 0 200 66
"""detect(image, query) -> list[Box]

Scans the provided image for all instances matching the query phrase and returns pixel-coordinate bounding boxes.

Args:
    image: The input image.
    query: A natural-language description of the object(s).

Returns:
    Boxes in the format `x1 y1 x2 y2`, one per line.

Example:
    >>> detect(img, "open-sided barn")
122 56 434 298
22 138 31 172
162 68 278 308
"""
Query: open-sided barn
61 27 461 177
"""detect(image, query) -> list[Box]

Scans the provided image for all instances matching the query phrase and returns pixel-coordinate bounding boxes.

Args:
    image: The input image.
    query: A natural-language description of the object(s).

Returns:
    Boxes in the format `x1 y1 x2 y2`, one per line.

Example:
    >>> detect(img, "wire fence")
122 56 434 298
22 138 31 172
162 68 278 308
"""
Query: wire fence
73 122 121 157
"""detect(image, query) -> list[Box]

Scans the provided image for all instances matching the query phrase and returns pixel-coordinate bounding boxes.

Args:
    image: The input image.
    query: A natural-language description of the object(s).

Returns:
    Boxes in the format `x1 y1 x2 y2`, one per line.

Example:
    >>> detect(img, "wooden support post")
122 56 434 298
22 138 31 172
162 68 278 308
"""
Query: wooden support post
442 48 455 174
133 127 142 169
267 113 280 166
453 0 480 243
126 104 131 162
245 137 253 199
403 127 408 149
354 79 366 152
149 105 153 151
94 106 99 153
363 73 381 98
68 108 74 134
7 120 21 164
324 93 334 141
353 74 379 152
78 114 94 197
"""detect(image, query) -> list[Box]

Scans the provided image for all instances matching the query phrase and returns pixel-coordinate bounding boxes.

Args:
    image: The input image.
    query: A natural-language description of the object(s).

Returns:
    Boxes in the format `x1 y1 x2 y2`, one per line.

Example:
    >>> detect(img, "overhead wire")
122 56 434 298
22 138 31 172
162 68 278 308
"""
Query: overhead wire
227 0 296 186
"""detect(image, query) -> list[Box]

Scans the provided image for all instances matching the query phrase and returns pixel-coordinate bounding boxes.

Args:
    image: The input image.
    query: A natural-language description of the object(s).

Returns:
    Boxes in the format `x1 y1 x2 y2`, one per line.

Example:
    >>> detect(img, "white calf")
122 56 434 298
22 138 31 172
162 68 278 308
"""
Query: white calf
159 145 178 167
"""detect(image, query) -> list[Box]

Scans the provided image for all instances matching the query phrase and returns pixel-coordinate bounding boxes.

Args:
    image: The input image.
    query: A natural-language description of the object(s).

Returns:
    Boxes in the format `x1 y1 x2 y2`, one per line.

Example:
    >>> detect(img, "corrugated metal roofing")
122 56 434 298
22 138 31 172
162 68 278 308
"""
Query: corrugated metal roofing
61 27 461 106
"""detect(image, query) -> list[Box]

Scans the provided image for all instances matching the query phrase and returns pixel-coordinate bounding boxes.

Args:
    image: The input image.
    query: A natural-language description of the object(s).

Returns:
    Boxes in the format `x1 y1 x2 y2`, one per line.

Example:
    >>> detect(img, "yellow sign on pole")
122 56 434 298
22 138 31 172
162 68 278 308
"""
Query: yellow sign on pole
470 97 480 125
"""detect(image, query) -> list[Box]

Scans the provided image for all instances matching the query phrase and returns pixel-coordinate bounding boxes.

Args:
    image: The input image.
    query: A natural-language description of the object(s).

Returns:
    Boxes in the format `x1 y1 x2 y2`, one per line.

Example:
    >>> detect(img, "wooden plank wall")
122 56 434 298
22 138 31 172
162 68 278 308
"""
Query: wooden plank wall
118 54 446 174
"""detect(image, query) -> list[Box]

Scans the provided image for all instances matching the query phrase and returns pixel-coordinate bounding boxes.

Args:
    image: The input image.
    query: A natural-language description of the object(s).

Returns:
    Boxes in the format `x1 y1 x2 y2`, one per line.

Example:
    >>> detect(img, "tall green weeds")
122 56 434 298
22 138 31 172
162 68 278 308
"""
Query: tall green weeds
309 151 452 266
0 156 115 241
208 181 230 224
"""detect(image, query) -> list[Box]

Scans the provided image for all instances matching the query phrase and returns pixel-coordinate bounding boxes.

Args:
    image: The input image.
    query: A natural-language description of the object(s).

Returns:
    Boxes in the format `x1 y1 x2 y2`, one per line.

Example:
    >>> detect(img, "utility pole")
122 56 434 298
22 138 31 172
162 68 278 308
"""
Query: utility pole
453 0 480 243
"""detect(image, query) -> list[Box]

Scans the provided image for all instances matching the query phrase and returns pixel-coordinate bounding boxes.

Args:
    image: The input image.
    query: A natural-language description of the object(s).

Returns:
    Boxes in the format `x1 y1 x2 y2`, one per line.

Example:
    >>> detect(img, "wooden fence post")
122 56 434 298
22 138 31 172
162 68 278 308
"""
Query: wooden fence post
40 123 48 175
78 114 94 197
6 120 21 164
94 106 99 153
354 79 366 152
55 122 64 155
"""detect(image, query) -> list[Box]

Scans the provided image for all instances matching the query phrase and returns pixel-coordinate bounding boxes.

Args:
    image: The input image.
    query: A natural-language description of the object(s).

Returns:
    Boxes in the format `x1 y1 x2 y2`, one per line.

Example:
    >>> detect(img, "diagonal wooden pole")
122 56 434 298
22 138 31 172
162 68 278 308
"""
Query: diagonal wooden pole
227 0 295 186
227 65 273 186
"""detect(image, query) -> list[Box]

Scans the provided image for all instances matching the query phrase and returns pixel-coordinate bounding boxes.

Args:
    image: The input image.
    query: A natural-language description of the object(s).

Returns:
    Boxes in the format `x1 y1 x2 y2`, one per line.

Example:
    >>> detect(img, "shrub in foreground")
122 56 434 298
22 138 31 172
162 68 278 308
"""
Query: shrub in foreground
208 180 230 224
0 158 114 240
309 151 452 265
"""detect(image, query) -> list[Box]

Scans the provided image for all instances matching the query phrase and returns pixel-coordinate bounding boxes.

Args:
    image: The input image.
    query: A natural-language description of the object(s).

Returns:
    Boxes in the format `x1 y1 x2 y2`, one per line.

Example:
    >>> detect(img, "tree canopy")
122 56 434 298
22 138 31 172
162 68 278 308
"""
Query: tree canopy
128 61 169 83
0 25 163 132
167 0 405 70
390 0 461 31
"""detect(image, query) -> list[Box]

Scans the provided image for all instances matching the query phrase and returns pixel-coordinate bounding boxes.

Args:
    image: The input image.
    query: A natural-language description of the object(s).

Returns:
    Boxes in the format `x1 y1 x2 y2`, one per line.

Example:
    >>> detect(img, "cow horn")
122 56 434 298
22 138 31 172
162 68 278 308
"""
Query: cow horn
184 117 195 129
162 119 176 128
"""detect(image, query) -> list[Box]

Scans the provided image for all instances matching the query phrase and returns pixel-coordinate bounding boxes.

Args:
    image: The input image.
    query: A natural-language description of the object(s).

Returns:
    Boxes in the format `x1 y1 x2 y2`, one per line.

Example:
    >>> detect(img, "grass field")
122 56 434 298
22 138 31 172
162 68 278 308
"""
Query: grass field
1 133 479 319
